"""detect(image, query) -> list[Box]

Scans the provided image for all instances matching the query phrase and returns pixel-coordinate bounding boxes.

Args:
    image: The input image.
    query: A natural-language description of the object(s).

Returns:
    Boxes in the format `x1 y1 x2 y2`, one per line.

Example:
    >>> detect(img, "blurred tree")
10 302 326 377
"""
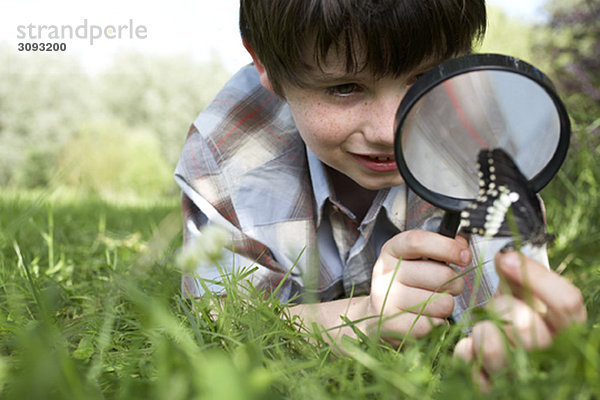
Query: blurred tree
0 46 232 194
58 120 173 197
97 52 231 167
535 0 600 131
478 5 537 64
0 45 98 187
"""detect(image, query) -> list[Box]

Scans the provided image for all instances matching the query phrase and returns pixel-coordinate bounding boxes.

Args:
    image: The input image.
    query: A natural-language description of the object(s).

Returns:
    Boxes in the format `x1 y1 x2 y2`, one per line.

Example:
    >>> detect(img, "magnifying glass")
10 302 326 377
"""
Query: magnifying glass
394 53 571 237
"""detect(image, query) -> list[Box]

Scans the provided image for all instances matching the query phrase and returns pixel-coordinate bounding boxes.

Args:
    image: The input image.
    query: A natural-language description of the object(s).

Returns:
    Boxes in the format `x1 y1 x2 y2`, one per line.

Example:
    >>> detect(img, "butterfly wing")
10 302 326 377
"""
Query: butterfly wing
460 148 548 243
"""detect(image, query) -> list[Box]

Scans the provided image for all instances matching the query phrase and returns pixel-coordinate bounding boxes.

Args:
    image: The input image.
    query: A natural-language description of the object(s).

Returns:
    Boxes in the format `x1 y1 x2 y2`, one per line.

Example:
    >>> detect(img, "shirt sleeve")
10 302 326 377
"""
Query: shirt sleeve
179 187 302 302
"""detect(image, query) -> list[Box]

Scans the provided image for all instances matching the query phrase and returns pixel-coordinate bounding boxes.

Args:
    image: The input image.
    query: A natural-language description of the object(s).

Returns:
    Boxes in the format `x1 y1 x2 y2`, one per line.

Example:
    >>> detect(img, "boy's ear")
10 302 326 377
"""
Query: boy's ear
243 39 274 92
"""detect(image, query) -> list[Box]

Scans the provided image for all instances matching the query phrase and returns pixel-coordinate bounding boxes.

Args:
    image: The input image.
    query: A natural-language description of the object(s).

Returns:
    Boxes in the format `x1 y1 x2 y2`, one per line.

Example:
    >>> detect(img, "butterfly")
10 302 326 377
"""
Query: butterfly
459 148 554 247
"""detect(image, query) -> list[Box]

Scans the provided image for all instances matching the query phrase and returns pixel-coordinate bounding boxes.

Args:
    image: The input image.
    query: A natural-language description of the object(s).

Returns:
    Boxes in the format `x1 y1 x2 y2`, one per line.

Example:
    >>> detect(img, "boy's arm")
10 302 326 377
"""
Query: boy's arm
286 295 371 343
288 230 471 347
453 250 587 390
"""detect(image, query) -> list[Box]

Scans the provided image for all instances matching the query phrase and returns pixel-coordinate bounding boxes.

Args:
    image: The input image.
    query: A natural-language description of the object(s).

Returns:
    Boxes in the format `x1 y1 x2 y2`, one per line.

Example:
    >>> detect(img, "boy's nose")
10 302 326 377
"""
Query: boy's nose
361 91 405 146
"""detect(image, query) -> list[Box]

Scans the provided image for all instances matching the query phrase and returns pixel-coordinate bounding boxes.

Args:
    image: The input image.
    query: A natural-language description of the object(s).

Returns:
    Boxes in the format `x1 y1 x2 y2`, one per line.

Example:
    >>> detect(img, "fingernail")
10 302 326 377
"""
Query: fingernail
460 249 471 265
500 251 521 270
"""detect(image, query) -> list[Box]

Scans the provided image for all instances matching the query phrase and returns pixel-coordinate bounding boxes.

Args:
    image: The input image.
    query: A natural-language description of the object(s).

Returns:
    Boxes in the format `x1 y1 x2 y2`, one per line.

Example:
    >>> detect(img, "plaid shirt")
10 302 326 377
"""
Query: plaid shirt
174 65 542 322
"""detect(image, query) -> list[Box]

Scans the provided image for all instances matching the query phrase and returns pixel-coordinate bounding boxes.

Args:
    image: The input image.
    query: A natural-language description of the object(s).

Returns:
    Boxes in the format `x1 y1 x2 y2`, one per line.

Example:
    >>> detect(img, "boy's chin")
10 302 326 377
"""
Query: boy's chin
354 175 405 191
326 163 404 191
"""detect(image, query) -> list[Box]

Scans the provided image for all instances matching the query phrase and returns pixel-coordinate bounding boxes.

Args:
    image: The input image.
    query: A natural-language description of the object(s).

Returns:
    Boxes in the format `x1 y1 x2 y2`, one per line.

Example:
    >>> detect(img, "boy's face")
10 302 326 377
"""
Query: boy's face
278 52 435 191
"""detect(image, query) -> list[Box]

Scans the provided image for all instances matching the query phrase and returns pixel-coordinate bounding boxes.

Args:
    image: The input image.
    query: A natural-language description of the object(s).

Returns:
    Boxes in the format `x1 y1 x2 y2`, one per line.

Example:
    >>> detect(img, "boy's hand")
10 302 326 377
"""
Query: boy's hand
453 251 587 390
364 230 471 344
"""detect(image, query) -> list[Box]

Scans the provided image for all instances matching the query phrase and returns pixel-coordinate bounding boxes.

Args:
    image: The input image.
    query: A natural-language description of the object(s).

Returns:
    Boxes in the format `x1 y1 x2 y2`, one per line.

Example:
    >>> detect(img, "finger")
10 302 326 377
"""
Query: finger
495 251 587 331
370 281 456 318
471 320 508 375
393 260 465 295
455 233 470 248
381 230 472 268
454 337 491 393
495 277 549 316
488 295 553 350
453 336 474 361
376 312 448 341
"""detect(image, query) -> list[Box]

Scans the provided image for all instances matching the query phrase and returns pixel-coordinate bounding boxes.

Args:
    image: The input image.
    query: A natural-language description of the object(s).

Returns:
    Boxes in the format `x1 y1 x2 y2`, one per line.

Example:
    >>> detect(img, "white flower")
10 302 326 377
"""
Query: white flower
176 225 230 274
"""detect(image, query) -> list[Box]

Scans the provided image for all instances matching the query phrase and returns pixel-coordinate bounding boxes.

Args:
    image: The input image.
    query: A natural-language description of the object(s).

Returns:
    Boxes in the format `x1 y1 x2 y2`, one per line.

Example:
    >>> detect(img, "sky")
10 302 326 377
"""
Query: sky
487 0 548 20
0 0 549 75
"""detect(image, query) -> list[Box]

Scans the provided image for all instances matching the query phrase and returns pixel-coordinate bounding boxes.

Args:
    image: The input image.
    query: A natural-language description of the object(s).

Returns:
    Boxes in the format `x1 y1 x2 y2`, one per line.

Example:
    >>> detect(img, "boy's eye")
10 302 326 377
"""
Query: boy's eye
326 83 360 97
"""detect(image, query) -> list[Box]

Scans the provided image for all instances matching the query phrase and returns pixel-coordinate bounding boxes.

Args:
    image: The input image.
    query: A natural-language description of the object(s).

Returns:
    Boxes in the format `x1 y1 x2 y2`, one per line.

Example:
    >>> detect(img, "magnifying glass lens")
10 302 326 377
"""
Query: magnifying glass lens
401 70 561 201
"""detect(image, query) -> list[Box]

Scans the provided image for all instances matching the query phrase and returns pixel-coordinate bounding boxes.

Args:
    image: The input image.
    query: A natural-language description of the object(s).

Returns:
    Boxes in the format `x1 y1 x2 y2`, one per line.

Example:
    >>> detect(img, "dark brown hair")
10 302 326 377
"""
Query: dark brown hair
240 0 487 95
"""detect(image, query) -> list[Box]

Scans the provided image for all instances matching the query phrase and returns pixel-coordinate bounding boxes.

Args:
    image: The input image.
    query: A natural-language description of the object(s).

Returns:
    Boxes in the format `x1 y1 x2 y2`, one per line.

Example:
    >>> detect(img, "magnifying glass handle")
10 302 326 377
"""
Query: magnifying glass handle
438 211 461 238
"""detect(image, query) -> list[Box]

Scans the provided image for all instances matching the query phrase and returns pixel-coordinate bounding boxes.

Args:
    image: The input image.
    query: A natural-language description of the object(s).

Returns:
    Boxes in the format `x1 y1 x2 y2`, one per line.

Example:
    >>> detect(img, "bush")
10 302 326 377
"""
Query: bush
0 46 231 192
58 120 175 197
98 52 231 166
535 0 600 128
0 45 98 187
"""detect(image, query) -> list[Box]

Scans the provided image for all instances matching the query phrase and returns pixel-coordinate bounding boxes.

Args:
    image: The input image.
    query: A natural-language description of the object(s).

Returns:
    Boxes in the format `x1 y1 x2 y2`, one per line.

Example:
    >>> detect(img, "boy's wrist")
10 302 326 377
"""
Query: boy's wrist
286 295 372 343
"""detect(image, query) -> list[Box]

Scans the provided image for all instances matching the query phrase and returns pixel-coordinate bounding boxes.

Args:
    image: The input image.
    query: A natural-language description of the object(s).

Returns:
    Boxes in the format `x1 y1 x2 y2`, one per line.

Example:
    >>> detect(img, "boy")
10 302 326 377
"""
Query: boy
175 0 586 385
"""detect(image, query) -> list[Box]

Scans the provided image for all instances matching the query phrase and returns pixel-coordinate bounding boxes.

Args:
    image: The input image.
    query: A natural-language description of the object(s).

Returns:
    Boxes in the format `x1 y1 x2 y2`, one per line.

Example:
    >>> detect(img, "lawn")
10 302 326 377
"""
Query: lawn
1 134 599 400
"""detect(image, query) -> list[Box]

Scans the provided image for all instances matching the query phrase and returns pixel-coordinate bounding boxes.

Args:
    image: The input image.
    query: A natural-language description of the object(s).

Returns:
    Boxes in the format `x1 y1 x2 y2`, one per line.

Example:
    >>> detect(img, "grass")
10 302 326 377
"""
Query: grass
0 126 599 399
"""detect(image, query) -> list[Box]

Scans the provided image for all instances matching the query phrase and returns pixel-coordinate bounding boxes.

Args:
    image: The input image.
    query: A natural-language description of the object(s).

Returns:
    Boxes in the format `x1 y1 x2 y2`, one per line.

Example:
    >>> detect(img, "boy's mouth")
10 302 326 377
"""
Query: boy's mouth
351 153 397 172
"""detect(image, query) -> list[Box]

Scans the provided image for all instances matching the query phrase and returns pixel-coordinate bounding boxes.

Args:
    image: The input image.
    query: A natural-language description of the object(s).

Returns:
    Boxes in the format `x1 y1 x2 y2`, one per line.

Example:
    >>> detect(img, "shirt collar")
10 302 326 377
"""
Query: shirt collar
306 147 333 227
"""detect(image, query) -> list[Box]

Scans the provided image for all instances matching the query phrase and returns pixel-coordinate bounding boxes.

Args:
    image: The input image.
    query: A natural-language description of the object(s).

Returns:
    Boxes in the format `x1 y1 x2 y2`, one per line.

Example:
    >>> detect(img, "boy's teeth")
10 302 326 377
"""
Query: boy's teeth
368 156 392 161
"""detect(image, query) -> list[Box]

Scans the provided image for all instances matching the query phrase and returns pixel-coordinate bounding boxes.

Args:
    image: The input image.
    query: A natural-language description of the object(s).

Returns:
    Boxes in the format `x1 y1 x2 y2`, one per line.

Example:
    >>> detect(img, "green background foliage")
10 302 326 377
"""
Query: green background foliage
0 47 229 196
58 120 172 197
1 1 599 398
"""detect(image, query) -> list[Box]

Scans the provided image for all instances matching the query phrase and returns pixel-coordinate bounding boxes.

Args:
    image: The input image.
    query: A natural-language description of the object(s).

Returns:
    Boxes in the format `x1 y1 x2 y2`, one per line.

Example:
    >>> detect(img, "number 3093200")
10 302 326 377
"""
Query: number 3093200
18 42 67 51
